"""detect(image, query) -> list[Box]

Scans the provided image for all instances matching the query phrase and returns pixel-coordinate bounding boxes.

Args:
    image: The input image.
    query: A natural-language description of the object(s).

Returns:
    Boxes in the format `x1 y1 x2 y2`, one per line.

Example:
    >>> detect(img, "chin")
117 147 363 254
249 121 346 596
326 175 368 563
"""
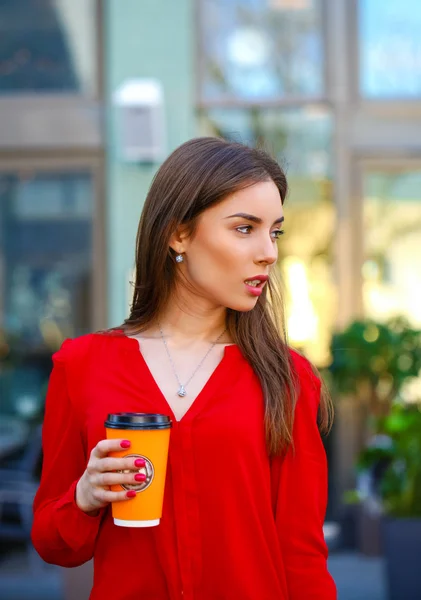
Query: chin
225 298 260 312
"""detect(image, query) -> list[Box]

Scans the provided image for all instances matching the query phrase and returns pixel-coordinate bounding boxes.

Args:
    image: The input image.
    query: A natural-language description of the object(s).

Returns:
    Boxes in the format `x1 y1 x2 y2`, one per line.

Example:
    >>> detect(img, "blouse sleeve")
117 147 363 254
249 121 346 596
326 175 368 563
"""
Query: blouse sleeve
31 338 105 568
271 357 337 599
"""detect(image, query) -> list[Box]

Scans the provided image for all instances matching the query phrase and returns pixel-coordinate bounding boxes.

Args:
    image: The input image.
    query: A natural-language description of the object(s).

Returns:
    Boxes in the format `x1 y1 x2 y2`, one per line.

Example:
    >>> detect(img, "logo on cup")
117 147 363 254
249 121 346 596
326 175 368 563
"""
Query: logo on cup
118 454 154 493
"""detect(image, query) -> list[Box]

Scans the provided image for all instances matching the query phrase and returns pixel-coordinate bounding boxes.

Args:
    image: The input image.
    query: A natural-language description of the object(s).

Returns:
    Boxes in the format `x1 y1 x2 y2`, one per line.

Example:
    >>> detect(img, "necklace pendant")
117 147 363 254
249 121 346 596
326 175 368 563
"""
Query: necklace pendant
177 385 187 397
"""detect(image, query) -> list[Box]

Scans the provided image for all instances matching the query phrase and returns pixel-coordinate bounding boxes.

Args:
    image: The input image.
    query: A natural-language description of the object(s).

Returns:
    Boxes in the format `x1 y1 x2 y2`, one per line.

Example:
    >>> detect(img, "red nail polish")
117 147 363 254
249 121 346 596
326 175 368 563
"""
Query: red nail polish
134 473 146 482
120 440 131 448
126 490 136 498
134 458 145 467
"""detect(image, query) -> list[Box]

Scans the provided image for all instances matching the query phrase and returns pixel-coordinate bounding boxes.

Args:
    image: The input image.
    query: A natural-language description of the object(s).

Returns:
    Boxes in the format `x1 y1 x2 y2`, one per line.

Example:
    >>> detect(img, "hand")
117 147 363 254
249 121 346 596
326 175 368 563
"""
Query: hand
76 439 145 515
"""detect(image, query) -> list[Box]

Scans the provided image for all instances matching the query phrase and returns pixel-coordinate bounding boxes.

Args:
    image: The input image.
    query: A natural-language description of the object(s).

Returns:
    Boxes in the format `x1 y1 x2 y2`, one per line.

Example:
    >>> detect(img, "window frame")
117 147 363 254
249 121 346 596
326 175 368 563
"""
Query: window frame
349 0 421 112
195 0 331 108
0 0 104 151
0 154 107 333
352 155 421 318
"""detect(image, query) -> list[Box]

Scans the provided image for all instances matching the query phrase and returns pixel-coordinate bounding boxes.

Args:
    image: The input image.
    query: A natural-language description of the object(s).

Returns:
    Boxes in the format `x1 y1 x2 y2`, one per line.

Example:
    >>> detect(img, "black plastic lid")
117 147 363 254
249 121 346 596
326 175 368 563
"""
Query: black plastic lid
104 413 172 430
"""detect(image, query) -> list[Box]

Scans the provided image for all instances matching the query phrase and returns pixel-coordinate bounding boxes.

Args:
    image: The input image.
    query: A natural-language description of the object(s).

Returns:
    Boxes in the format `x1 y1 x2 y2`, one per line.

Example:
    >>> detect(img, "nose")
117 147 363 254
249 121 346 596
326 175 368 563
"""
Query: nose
254 234 278 267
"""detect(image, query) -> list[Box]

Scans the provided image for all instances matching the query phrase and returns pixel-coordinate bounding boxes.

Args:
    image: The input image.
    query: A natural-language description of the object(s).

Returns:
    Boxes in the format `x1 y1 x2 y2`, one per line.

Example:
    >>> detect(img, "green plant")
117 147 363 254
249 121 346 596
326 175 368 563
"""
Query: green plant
328 317 421 418
328 316 421 518
356 403 421 518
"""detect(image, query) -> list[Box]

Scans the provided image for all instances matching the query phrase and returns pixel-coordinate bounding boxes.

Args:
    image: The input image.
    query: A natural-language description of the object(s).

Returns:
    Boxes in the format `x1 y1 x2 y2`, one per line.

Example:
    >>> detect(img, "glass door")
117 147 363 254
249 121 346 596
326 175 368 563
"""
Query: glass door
0 158 105 454
358 160 421 326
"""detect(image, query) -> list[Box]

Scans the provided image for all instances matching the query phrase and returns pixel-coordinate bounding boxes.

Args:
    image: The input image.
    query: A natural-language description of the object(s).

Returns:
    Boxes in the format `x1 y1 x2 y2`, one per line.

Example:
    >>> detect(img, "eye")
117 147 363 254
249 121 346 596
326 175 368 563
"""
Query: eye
236 225 252 235
271 229 285 240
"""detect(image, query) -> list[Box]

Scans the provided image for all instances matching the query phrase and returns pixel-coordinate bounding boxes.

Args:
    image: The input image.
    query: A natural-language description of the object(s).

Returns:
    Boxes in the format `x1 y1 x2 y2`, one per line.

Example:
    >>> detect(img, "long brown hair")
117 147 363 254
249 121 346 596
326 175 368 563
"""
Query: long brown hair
124 137 332 456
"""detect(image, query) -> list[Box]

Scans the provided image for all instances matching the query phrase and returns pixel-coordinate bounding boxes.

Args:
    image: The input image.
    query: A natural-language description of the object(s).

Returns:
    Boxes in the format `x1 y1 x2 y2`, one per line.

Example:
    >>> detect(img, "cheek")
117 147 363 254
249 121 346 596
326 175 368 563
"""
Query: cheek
187 235 245 283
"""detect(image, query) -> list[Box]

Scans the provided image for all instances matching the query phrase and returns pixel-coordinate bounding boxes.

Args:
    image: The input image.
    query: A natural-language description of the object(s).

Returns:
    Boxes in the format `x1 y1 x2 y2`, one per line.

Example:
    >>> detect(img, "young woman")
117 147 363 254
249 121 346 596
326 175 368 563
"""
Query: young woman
32 137 337 599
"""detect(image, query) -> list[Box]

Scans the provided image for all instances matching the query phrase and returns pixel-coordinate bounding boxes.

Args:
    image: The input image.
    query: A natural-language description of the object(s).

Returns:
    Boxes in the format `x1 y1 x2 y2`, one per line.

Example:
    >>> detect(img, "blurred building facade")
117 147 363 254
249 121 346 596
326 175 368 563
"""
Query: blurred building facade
0 0 421 547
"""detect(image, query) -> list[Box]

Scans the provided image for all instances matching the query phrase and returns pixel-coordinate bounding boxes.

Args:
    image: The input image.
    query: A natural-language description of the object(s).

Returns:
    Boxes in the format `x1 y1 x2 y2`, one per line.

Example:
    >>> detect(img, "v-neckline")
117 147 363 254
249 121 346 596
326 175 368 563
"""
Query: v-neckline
123 335 238 424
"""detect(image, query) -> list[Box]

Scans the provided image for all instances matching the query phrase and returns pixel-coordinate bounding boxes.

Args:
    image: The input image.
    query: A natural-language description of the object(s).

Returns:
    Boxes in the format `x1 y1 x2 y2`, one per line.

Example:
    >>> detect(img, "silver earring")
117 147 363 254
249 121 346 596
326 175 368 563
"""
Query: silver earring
175 254 184 263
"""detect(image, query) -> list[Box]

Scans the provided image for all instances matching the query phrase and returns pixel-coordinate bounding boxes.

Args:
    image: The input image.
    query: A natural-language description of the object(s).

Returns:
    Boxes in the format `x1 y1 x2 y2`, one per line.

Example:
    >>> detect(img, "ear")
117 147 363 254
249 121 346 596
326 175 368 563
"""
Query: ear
168 224 190 255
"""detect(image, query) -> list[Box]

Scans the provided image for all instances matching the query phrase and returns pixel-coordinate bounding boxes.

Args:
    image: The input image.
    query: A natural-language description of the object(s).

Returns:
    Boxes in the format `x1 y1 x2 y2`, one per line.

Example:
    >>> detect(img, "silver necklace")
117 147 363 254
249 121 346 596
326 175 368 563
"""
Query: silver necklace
158 324 227 397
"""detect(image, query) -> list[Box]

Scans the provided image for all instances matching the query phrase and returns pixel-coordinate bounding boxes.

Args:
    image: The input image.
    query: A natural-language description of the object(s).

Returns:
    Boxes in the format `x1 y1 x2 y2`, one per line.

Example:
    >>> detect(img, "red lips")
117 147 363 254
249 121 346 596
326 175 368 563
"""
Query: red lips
244 275 268 297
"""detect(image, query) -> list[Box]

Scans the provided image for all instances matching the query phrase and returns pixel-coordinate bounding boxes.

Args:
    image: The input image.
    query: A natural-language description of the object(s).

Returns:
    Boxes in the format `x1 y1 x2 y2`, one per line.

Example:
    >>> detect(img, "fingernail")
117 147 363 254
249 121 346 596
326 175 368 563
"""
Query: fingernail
120 440 131 448
126 490 136 498
134 473 146 482
134 458 145 467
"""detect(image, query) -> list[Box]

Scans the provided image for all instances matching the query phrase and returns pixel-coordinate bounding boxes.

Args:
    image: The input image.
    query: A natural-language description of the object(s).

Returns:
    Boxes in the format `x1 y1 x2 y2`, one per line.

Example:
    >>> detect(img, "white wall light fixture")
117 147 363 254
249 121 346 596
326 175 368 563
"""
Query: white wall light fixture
113 79 166 163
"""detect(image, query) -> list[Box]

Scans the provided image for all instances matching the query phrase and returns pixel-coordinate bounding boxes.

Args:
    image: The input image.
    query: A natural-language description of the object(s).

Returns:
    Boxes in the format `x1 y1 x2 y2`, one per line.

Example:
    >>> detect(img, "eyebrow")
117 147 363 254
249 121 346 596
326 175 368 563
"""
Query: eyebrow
224 212 284 225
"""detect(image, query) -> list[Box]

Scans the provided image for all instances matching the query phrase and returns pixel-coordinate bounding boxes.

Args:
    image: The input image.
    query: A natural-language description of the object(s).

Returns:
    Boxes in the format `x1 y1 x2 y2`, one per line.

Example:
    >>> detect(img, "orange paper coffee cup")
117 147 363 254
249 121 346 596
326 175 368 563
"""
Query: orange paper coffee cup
104 413 172 527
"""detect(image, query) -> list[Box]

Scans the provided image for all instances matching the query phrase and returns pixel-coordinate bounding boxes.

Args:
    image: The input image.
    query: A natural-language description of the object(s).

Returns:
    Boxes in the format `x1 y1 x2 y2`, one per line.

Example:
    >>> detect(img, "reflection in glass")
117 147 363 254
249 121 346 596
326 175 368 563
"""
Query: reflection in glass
0 171 93 420
0 0 96 94
359 0 421 98
199 107 336 365
363 169 421 326
199 0 324 100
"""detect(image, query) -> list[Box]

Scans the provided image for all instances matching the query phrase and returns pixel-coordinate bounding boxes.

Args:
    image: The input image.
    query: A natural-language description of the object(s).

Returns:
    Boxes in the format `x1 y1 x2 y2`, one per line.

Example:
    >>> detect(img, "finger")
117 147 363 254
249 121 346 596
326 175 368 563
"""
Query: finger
95 456 146 474
91 439 131 459
94 470 147 488
94 488 137 505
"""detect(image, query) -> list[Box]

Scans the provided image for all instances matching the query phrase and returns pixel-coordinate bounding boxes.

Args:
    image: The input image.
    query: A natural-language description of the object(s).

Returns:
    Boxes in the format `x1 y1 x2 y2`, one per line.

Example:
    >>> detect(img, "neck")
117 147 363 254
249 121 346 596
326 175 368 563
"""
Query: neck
157 304 228 344
153 281 230 342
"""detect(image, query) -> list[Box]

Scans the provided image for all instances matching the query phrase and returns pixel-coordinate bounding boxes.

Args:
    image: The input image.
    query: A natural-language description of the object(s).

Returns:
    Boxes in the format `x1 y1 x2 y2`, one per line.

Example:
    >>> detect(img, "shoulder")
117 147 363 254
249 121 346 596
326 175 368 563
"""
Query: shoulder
289 348 321 418
52 329 127 368
52 333 96 365
289 348 321 390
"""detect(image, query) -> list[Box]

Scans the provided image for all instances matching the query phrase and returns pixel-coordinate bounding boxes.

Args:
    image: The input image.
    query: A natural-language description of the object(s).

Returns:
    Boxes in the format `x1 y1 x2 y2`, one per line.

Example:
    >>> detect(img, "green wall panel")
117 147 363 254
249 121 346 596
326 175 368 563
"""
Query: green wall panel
105 0 195 326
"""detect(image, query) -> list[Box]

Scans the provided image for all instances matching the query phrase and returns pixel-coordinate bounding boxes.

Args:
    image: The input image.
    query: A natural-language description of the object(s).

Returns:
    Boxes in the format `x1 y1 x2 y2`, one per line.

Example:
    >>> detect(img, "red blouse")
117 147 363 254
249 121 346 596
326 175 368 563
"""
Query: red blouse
32 332 336 600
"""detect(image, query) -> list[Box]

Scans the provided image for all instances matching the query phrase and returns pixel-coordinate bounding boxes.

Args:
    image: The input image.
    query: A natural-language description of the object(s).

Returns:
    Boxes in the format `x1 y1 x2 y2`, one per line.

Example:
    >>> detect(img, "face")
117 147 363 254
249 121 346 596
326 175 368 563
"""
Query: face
171 180 284 312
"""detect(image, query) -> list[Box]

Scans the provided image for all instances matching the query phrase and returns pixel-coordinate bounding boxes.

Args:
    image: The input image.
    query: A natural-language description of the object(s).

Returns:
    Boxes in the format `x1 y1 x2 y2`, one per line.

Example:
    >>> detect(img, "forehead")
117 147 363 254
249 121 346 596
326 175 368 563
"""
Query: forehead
205 180 283 221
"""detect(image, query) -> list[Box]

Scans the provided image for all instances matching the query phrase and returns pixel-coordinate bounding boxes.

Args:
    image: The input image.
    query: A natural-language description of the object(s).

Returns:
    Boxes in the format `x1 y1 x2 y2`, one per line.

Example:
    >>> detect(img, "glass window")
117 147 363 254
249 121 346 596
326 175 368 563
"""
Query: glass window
359 0 421 98
0 170 94 426
199 0 325 101
362 168 421 327
0 0 97 95
199 107 336 366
